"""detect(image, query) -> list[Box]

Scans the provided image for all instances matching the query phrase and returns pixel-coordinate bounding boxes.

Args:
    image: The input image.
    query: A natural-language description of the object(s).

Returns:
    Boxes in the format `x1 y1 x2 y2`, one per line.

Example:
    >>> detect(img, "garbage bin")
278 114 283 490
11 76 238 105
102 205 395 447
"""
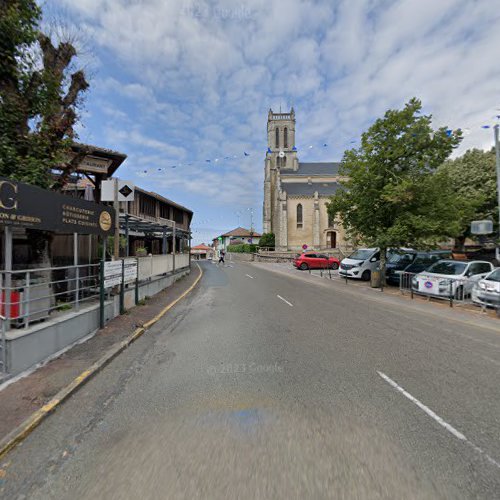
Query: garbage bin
370 267 381 288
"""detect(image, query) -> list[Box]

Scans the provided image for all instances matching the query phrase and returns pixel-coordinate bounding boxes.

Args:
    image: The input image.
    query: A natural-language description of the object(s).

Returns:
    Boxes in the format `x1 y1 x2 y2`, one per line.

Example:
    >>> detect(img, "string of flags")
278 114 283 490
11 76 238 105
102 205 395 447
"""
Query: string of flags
138 115 500 174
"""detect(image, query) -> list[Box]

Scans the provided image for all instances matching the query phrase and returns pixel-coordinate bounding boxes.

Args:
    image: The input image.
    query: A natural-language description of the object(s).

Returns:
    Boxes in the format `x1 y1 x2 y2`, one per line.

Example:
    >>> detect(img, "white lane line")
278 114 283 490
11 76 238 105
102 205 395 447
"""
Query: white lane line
377 371 500 469
277 295 293 307
245 274 255 279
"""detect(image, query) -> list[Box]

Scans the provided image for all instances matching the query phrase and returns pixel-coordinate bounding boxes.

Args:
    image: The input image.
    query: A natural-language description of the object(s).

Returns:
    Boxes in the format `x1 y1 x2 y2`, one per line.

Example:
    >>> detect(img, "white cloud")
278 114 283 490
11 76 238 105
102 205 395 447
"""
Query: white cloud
49 0 500 238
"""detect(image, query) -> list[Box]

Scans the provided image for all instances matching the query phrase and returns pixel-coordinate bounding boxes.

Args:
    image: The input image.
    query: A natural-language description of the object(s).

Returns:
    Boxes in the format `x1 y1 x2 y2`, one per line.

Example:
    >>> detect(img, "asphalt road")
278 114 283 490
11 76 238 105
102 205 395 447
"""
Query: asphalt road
2 261 500 499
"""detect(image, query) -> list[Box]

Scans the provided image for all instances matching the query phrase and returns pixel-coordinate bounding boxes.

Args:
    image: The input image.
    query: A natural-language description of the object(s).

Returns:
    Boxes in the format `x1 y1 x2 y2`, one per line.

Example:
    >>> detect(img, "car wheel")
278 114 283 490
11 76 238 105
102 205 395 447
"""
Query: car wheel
361 270 371 281
330 262 339 270
299 263 308 270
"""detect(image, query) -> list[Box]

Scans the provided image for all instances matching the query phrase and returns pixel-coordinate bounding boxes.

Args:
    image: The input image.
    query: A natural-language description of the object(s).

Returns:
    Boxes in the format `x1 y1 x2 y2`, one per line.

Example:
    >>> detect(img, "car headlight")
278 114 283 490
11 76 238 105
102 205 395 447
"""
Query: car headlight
412 277 417 285
478 282 486 290
438 280 448 286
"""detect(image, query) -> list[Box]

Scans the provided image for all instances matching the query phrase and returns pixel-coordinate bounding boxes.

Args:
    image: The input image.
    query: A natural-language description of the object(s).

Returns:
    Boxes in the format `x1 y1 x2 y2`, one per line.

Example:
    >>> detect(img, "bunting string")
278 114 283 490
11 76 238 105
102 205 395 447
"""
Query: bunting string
138 116 500 174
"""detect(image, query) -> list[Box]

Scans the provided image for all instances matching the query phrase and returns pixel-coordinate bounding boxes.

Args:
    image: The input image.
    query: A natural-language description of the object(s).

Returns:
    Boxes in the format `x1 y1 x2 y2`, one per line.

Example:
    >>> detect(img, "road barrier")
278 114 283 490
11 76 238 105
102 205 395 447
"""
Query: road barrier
398 271 498 311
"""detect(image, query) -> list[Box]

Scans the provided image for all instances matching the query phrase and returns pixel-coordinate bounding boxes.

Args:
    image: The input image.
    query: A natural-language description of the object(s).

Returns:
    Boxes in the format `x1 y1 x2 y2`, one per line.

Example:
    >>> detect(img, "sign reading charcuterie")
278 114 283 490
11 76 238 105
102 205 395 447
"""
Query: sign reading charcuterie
0 177 114 236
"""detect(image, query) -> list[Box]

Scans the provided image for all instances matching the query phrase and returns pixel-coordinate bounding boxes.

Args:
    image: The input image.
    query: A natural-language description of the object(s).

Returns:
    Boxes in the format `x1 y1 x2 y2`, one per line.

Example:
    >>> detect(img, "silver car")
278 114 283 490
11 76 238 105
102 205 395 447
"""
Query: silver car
472 268 500 308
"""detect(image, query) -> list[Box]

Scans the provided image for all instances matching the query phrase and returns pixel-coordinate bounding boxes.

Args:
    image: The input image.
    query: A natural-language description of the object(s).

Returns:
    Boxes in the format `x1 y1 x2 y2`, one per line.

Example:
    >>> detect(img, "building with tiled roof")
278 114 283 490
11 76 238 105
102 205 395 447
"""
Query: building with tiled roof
213 227 261 251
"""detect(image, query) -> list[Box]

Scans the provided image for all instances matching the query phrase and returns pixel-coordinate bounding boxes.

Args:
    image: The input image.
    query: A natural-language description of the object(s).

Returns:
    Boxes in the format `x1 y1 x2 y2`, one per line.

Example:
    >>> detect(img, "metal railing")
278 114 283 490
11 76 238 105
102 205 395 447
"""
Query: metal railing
398 271 490 308
0 263 101 331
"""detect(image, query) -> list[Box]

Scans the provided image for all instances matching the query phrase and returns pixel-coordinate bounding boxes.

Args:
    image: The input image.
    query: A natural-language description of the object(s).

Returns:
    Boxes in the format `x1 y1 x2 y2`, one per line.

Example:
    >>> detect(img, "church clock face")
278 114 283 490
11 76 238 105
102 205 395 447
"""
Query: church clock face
278 151 285 158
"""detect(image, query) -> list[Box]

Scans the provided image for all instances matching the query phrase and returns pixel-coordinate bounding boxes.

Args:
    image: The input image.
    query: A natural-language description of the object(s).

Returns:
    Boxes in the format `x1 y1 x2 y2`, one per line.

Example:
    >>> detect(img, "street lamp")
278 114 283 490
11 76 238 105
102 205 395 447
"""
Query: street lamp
247 207 254 232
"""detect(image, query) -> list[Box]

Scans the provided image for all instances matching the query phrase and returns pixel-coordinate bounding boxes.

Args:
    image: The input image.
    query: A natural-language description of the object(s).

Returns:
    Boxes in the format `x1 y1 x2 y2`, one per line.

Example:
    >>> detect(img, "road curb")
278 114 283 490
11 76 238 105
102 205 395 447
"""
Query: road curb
0 262 203 461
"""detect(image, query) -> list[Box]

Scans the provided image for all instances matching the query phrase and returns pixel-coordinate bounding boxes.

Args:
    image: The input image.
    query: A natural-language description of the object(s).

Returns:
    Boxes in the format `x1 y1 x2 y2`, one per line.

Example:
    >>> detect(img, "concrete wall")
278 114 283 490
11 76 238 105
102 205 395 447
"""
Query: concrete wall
137 253 190 280
5 266 190 376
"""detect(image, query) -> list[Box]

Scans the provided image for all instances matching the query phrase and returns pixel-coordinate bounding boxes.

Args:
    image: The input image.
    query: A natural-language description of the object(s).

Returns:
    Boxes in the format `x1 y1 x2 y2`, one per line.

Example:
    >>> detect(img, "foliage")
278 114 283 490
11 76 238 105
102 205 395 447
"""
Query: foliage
259 232 275 249
438 148 497 247
327 98 463 276
135 247 148 257
0 0 89 189
227 243 258 253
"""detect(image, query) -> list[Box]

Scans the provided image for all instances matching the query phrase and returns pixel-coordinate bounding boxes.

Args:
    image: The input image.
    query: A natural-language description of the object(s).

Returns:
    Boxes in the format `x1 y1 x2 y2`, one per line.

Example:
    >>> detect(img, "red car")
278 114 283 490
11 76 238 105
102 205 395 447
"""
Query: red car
293 253 340 270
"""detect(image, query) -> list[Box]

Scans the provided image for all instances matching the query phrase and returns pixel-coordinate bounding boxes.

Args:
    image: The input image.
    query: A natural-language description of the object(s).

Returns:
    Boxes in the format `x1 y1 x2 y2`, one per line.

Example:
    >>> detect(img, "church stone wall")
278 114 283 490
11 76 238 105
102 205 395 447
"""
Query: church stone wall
286 197 315 250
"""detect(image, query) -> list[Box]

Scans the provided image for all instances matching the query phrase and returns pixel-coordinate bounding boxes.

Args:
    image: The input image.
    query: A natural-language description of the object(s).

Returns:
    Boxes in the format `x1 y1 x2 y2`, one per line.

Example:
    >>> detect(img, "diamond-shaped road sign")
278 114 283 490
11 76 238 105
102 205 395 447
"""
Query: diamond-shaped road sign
119 184 133 198
101 179 135 202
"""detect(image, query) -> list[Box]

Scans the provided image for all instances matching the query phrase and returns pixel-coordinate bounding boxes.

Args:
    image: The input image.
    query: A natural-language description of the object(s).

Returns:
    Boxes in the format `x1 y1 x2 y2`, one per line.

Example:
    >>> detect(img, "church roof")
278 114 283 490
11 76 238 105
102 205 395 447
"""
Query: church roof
281 162 341 177
282 182 340 197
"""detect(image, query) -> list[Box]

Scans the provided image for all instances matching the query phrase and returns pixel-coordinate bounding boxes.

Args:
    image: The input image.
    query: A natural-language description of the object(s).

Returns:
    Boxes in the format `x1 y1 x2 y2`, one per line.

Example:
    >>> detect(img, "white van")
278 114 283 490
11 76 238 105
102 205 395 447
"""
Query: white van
339 248 380 281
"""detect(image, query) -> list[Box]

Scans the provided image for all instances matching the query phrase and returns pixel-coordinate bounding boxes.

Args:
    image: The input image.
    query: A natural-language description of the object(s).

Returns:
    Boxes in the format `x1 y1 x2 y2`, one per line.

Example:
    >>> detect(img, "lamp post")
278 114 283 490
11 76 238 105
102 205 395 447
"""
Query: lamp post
248 207 254 232
495 124 500 262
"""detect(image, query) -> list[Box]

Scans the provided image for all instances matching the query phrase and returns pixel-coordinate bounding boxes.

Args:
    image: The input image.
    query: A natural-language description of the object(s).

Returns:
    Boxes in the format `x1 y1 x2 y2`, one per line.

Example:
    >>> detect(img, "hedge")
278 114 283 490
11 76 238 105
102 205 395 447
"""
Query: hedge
227 244 258 253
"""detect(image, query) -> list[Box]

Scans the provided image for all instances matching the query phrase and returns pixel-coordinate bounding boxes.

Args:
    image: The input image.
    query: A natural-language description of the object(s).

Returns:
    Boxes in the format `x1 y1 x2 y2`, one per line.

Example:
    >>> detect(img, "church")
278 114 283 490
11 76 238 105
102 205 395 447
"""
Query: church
263 108 349 252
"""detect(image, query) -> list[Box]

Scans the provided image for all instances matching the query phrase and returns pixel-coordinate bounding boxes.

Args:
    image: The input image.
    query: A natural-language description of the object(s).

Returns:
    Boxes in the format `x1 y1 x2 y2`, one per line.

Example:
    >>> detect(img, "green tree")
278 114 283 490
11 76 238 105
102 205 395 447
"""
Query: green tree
259 232 275 249
0 0 89 190
438 148 497 249
327 98 463 282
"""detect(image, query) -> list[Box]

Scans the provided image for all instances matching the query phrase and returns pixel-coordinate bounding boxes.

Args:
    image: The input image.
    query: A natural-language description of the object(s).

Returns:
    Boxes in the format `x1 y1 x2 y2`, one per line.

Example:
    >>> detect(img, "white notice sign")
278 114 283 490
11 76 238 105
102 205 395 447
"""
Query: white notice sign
103 259 137 288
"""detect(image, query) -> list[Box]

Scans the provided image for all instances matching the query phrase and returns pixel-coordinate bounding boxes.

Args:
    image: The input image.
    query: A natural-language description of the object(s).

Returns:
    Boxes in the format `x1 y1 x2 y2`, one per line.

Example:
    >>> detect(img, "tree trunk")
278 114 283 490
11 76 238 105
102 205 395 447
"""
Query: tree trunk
454 235 466 252
380 247 387 292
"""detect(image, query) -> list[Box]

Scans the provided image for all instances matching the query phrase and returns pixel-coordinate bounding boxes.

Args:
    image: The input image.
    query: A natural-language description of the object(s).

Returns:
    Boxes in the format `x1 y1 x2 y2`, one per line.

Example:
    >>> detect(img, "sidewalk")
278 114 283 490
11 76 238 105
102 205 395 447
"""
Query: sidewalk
0 265 201 444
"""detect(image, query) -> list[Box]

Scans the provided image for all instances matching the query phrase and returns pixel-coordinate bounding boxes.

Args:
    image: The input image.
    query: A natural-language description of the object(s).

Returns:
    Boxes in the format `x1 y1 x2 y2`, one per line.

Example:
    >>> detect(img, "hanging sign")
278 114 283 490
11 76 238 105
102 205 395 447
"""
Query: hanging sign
0 177 114 236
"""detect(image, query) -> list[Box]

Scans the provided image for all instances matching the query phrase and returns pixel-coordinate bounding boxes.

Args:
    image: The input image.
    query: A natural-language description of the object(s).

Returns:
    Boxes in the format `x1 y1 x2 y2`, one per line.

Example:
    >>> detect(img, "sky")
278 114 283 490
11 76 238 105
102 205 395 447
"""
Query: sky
45 0 500 245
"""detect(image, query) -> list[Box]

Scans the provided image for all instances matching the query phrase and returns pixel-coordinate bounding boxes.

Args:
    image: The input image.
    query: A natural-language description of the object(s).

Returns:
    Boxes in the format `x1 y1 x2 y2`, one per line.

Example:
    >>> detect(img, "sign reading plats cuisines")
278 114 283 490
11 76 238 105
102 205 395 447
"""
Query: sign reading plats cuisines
0 177 114 236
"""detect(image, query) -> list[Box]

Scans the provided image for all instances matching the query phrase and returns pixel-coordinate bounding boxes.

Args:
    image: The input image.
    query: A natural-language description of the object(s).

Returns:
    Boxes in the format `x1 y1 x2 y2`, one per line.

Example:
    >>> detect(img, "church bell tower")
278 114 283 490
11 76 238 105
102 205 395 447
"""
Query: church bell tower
263 107 298 235
266 107 298 170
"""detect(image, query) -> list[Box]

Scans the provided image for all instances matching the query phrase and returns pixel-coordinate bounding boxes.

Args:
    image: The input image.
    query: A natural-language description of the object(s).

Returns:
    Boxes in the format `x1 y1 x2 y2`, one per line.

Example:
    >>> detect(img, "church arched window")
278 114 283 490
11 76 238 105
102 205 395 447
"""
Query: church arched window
284 127 288 148
297 203 303 228
275 128 280 149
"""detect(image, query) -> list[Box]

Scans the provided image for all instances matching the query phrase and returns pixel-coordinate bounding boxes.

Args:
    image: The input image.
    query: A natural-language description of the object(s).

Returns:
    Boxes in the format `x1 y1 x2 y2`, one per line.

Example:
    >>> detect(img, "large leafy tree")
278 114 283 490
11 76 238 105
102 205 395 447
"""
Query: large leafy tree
438 148 497 249
328 98 463 280
0 0 89 190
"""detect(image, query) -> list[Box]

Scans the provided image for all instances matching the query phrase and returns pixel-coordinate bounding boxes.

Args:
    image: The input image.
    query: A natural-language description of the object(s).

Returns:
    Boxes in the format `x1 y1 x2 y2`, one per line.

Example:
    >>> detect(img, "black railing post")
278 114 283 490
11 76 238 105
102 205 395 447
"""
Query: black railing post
120 259 125 314
99 261 105 329
135 258 139 306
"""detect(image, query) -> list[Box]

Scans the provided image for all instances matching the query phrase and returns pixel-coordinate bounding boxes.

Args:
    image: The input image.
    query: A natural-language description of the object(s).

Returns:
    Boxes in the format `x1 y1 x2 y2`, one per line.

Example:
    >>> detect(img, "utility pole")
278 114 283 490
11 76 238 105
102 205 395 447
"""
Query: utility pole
495 124 500 261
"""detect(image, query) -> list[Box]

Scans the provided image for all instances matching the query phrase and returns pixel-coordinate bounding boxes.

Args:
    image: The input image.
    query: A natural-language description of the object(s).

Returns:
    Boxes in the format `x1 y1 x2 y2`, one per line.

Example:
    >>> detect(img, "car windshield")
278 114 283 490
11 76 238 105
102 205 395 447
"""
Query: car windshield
426 261 467 275
486 269 500 282
348 249 374 260
388 252 415 264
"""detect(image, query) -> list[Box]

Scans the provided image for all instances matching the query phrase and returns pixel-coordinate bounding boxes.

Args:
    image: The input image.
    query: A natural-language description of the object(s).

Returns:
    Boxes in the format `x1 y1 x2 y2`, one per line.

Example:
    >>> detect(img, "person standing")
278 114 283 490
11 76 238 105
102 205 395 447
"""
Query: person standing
218 250 225 265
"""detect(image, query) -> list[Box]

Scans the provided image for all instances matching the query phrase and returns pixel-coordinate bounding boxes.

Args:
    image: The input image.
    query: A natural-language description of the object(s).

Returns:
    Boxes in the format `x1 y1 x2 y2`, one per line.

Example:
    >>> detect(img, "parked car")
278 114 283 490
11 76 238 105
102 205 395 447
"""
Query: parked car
472 268 500 308
385 250 453 286
412 260 493 299
339 248 380 281
293 253 340 270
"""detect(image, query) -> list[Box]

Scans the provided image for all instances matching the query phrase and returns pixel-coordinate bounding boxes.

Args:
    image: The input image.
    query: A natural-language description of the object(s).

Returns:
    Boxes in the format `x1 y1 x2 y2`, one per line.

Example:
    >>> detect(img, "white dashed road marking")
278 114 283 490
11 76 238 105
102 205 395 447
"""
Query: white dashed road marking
245 274 255 279
277 295 293 307
377 371 500 469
